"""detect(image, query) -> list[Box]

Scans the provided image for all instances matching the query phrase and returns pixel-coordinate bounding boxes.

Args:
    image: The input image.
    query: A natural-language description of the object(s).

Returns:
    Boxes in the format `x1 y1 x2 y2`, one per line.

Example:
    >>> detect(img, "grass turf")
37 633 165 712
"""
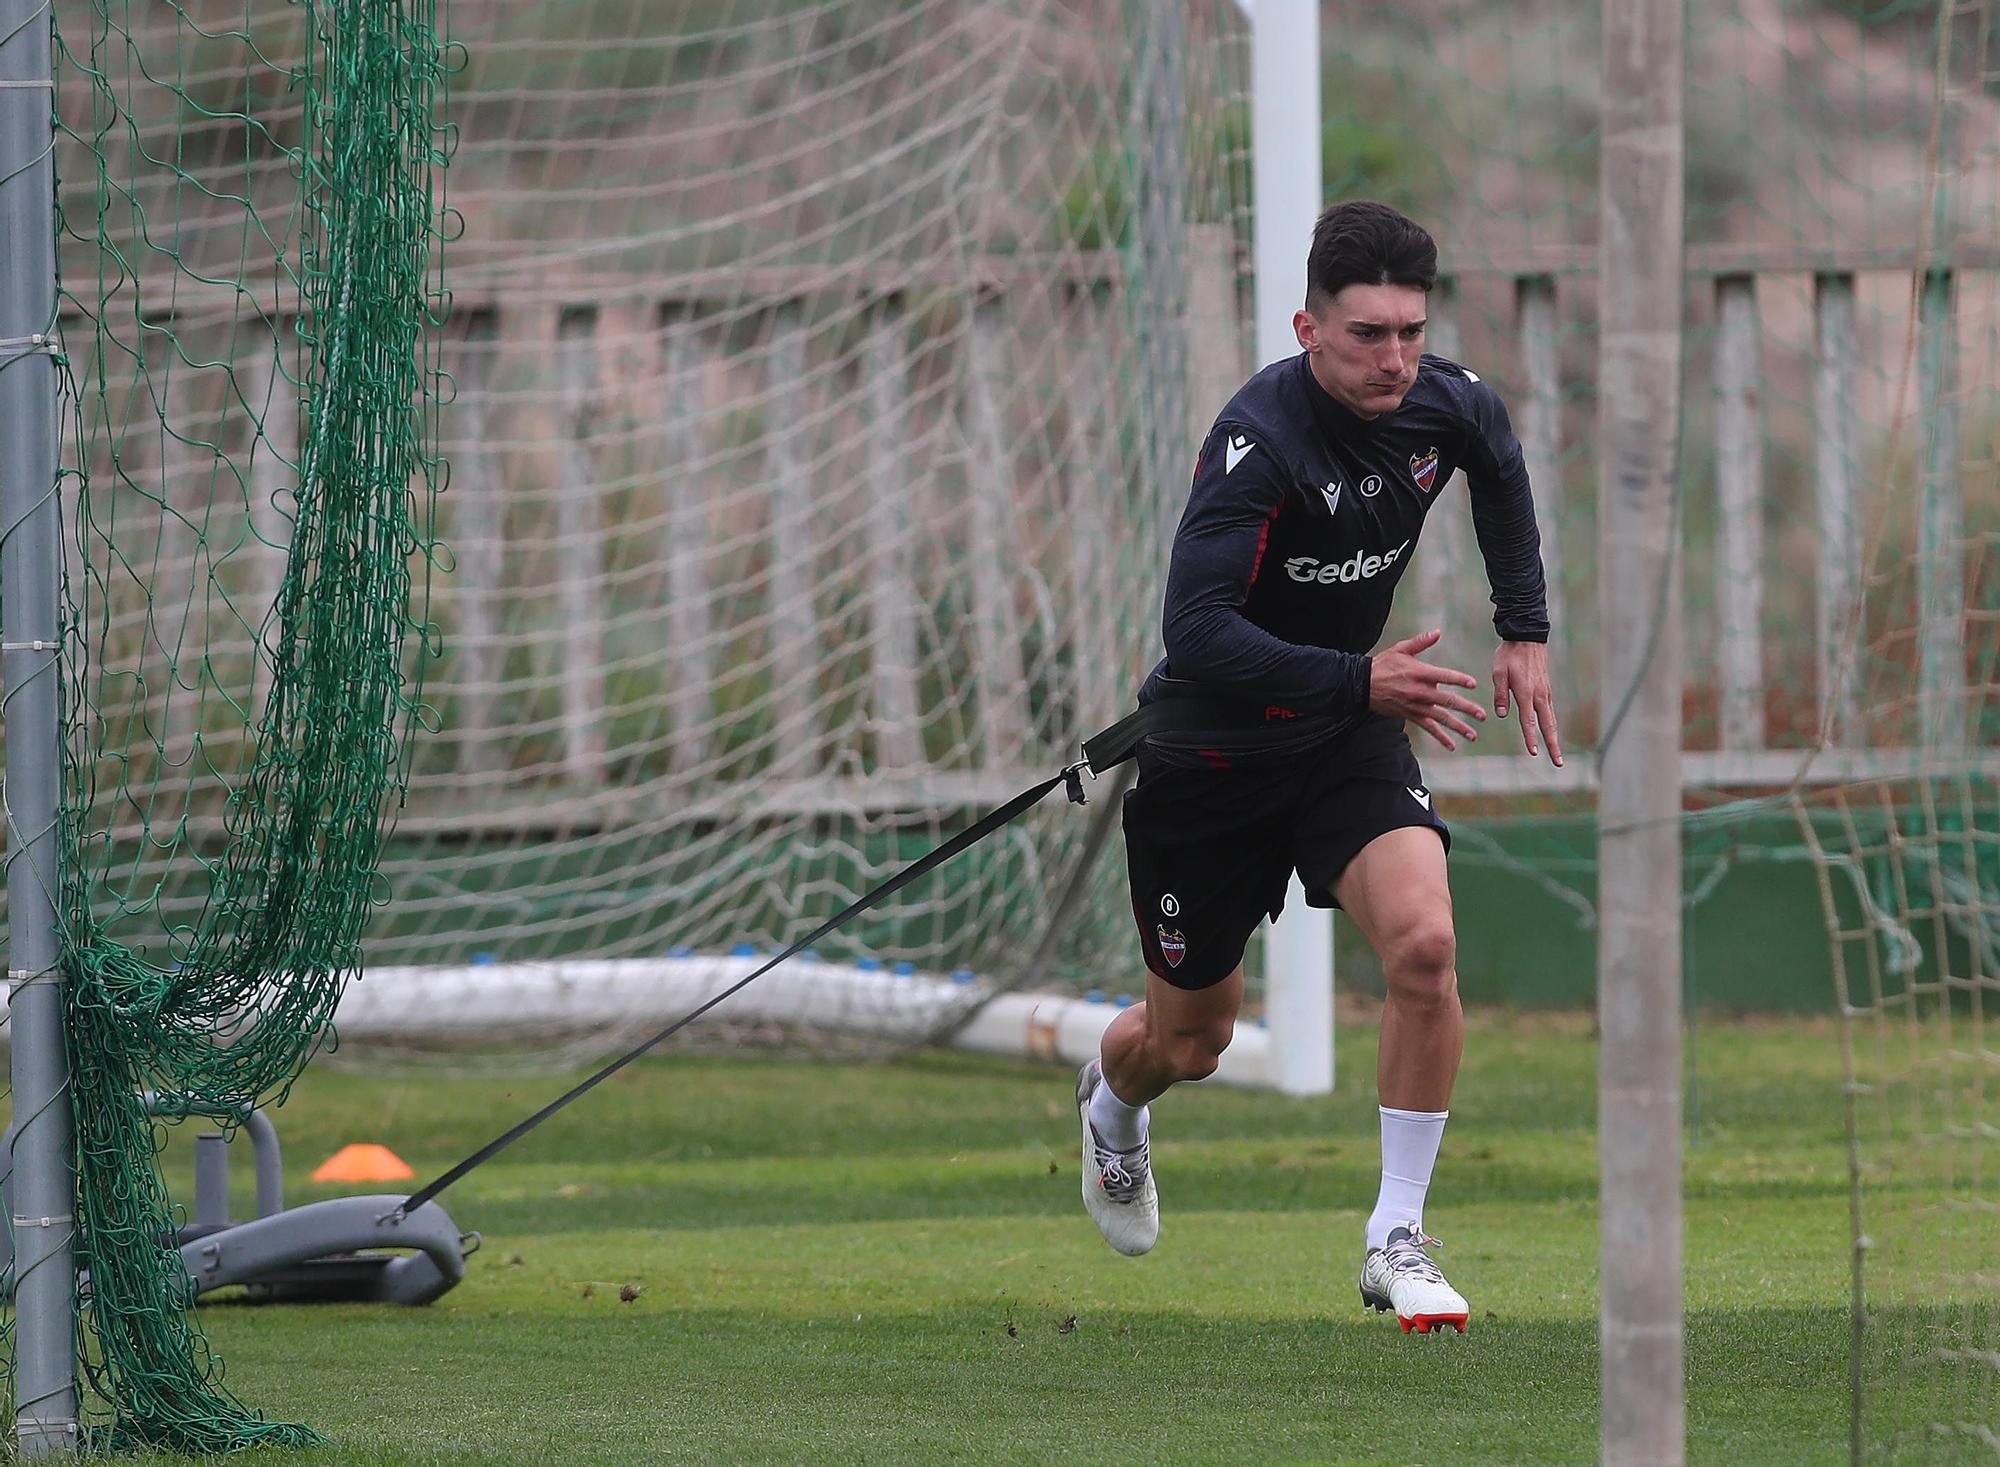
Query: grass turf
107 1012 1859 1465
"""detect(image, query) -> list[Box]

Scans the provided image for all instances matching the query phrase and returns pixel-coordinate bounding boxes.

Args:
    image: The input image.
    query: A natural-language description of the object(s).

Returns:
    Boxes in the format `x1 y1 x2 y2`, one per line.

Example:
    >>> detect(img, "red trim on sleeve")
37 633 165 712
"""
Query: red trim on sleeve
1246 498 1281 585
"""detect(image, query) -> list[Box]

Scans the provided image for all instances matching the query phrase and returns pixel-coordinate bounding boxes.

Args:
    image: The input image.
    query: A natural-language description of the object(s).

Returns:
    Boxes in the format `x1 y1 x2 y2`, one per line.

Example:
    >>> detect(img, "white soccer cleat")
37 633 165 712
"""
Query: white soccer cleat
1075 1060 1159 1257
1359 1223 1469 1334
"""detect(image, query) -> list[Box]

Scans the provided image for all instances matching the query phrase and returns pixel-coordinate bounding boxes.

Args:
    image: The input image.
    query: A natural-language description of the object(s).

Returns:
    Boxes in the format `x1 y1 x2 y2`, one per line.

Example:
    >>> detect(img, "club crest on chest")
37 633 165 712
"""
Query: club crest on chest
1409 447 1440 493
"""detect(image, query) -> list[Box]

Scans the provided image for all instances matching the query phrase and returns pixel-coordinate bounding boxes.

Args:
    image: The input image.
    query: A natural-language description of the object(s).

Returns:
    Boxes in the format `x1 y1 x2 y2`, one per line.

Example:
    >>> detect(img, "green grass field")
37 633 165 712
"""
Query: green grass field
119 1011 1863 1466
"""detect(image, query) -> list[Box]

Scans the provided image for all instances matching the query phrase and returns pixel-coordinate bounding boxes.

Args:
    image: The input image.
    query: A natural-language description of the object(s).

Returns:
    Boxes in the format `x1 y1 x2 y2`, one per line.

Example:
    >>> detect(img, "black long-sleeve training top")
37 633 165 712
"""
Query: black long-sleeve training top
1137 351 1550 718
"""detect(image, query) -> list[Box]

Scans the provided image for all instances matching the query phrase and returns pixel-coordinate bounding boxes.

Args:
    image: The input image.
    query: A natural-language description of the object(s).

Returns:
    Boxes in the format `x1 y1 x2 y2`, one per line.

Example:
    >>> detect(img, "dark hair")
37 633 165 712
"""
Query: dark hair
1304 200 1438 311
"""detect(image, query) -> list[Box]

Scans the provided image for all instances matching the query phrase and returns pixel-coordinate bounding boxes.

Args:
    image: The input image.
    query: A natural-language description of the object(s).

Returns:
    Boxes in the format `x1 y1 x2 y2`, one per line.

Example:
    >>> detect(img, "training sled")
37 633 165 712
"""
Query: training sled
2 1097 478 1307
153 1095 479 1305
176 1192 474 1306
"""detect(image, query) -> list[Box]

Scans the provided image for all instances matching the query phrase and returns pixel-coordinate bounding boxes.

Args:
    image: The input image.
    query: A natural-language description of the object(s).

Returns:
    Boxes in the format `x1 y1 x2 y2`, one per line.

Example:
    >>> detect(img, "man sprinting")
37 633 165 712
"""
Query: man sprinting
1076 200 1563 1334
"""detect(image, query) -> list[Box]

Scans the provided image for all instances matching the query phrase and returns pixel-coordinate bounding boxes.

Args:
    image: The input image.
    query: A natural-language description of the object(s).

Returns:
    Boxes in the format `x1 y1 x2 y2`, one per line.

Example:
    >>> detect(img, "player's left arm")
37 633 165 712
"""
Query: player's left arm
1459 377 1563 766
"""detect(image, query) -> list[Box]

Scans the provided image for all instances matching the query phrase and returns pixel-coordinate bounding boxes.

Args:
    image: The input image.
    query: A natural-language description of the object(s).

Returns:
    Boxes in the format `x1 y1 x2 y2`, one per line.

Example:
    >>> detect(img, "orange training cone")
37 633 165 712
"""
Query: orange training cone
311 1143 415 1184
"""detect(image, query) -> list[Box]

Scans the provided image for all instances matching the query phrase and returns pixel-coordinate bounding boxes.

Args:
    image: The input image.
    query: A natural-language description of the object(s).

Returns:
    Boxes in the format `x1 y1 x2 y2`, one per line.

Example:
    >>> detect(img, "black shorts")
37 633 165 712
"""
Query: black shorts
1121 712 1450 990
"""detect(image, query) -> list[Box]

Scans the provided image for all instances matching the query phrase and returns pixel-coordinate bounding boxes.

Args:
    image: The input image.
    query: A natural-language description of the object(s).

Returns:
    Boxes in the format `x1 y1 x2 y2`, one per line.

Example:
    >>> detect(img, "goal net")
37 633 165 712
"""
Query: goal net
32 0 1268 1076
330 0 1259 1056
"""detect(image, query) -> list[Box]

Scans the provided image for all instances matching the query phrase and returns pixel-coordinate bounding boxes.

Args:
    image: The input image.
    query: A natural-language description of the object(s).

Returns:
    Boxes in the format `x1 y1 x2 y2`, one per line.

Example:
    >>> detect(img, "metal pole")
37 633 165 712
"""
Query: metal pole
0 0 80 1454
1597 1 1685 1464
1248 0 1332 1097
1138 0 1189 564
1247 0 1316 378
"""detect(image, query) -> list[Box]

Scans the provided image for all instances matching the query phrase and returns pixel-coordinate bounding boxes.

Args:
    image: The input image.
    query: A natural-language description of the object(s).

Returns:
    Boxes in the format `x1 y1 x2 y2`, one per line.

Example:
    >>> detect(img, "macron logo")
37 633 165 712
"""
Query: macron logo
1321 481 1342 515
1408 786 1432 810
1224 434 1255 474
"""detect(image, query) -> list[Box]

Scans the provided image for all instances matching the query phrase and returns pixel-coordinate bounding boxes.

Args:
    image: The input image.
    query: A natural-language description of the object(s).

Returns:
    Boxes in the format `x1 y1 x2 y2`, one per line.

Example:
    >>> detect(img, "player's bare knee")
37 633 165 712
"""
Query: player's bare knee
1383 921 1457 1006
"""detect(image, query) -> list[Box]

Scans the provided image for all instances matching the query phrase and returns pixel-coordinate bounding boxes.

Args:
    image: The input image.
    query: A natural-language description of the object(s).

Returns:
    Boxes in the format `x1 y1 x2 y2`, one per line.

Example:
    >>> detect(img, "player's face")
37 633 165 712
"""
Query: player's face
1295 283 1428 419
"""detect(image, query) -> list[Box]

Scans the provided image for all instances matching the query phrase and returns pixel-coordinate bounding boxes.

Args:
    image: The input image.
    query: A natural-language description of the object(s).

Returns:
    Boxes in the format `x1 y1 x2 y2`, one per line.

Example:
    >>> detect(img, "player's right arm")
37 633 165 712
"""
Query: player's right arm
1159 426 1372 715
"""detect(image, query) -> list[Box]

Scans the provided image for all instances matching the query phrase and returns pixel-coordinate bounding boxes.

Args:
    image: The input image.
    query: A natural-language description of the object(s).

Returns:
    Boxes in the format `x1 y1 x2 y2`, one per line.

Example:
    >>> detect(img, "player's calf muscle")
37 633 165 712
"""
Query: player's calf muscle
1108 970 1241 1089
1149 1022 1231 1081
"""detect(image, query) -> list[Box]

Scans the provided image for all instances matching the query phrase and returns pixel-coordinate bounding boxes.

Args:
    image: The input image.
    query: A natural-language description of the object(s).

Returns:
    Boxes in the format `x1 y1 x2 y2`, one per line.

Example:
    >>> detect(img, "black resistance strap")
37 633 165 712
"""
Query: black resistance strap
393 763 1084 1216
392 695 1317 1218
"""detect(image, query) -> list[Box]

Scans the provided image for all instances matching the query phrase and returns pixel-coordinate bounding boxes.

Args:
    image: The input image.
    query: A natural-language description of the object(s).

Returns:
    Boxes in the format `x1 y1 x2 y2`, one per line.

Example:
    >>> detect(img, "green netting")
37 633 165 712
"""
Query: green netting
17 0 451 1448
289 0 1259 1038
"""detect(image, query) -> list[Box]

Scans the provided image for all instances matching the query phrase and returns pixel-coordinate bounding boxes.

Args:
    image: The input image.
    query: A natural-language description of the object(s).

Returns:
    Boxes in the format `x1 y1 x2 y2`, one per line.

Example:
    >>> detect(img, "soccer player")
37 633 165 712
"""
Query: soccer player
1075 200 1562 1334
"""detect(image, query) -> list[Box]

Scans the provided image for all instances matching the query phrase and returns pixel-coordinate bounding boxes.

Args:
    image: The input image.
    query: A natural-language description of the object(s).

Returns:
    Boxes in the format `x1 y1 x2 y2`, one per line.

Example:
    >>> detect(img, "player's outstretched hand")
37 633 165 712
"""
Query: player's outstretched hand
1492 639 1564 766
1369 629 1487 753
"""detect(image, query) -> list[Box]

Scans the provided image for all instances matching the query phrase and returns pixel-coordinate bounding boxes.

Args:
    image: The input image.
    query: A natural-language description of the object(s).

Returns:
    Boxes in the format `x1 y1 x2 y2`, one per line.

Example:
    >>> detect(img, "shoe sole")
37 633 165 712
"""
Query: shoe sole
1360 1288 1467 1334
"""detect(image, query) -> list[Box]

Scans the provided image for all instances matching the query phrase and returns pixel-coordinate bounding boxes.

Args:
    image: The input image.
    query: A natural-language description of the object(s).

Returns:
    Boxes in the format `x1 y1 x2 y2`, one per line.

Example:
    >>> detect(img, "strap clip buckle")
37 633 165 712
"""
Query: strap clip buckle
1061 758 1092 806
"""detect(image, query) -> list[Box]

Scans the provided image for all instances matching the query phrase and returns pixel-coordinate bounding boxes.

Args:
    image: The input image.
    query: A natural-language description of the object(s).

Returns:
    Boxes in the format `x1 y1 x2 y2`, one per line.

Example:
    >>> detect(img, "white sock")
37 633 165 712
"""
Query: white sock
1088 1068 1149 1151
1366 1106 1448 1250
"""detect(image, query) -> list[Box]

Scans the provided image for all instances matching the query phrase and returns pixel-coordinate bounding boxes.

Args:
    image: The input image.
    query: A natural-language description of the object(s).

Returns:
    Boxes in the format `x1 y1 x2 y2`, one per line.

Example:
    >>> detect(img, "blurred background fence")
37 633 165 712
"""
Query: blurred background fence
32 0 2000 1029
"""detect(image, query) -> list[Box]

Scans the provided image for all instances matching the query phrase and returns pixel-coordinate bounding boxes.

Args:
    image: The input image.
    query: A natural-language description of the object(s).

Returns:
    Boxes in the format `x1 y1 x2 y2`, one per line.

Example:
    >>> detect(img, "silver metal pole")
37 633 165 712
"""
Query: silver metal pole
0 0 80 1454
1597 0 1685 1462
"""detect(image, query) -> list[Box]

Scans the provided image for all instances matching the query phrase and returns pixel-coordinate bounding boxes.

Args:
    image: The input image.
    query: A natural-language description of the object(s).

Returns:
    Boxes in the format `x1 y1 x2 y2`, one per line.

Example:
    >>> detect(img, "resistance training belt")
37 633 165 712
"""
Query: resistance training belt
392 694 1336 1218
